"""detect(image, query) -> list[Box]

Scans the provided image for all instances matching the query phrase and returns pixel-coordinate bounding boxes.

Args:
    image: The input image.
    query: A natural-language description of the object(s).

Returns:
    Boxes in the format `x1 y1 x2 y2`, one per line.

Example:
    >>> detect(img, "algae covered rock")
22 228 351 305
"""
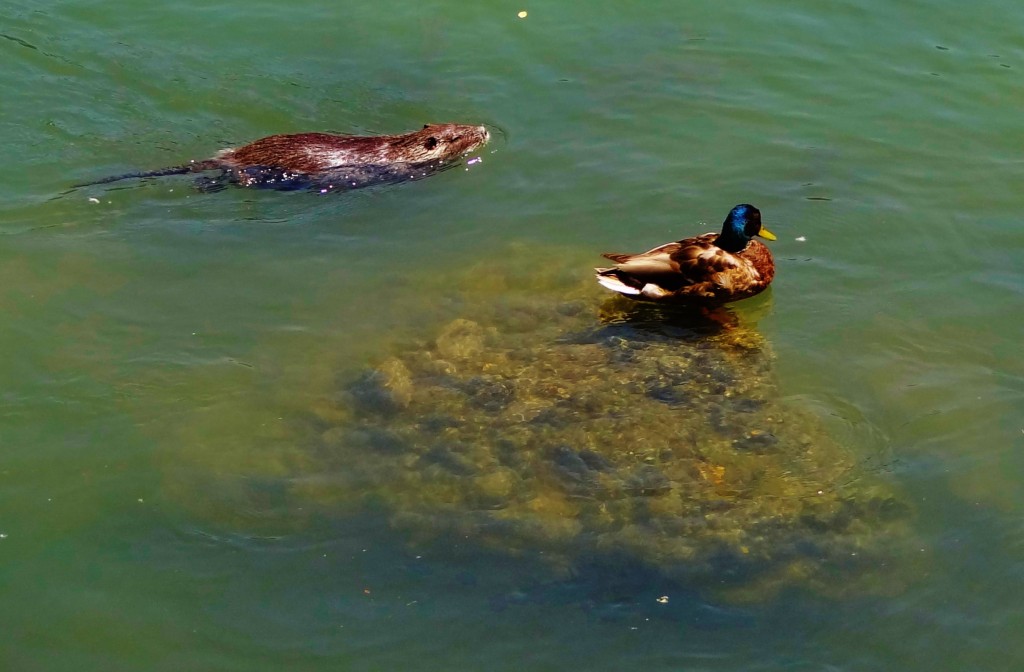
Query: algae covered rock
156 249 916 600
348 357 414 415
300 287 915 600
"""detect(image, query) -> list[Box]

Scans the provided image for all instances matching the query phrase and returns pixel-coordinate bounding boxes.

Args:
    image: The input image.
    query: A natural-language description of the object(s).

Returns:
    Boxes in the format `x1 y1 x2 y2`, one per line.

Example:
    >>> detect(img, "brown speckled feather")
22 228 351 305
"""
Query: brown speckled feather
596 232 775 304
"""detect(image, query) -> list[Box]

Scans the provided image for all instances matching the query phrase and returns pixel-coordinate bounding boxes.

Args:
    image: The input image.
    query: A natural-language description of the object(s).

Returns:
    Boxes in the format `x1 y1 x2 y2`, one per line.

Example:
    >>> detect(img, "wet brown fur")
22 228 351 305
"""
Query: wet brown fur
214 124 489 174
78 123 489 190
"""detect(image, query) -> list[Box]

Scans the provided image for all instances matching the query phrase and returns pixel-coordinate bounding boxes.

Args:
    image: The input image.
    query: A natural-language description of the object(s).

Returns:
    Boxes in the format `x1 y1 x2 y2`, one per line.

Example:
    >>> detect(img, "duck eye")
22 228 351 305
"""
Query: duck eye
424 137 439 150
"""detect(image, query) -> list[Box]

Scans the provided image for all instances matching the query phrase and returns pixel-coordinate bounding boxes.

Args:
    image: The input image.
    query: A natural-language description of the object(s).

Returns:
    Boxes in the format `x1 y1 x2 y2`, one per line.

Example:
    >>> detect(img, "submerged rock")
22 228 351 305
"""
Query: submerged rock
347 357 413 416
158 250 916 600
299 284 915 600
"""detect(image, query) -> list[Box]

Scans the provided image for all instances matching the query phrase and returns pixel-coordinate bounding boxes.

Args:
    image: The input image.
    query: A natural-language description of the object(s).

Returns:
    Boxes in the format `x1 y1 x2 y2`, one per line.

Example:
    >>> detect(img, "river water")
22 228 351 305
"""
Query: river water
3 0 1024 669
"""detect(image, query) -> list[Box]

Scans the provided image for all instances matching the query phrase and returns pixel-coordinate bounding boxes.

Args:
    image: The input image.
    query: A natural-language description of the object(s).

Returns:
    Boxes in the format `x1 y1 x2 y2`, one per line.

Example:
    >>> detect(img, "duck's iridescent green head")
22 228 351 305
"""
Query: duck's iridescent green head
715 204 776 252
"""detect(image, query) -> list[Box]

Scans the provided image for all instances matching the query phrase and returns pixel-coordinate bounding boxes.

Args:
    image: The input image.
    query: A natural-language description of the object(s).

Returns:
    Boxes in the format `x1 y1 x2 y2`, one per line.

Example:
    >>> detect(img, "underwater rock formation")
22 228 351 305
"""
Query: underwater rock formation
155 250 916 600
296 287 913 600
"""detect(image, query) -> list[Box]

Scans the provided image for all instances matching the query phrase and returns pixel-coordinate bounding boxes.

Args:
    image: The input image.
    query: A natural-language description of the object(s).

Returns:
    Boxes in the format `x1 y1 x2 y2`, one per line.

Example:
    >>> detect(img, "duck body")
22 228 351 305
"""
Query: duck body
595 204 776 305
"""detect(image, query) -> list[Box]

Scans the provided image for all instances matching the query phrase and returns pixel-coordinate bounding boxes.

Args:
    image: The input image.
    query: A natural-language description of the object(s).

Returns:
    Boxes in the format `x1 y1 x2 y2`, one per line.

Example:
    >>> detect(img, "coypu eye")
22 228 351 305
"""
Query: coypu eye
424 137 439 150
423 124 429 129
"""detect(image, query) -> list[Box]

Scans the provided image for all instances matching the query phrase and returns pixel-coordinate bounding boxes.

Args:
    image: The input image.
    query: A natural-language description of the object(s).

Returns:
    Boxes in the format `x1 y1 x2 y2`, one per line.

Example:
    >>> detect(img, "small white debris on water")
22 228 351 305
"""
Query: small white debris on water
0 533 7 539
656 595 669 604
796 236 807 242
517 10 528 18
467 157 482 165
88 197 100 204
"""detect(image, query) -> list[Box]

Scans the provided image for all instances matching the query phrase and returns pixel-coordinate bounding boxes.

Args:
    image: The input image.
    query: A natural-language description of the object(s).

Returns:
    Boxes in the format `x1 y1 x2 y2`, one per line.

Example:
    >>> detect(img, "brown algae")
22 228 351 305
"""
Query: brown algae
296 276 914 599
160 252 917 599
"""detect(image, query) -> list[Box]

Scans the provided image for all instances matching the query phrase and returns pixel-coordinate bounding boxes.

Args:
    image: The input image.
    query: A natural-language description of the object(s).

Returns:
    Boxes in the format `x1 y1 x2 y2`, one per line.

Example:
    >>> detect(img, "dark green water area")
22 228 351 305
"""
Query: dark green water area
5 0 1024 669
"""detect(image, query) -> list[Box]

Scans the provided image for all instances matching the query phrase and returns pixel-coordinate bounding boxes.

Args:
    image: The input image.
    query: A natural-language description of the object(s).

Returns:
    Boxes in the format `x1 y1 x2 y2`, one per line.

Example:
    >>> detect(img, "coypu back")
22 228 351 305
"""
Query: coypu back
218 124 490 173
76 123 489 191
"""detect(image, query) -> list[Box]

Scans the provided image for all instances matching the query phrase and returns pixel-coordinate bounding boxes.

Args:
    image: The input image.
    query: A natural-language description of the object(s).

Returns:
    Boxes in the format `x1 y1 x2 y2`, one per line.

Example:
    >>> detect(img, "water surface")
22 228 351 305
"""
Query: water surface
3 0 1024 669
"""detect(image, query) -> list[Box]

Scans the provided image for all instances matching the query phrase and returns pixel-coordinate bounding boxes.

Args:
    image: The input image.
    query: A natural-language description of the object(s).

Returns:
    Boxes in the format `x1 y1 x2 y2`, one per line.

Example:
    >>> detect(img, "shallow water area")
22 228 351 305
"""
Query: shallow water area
4 0 1024 670
159 255 919 603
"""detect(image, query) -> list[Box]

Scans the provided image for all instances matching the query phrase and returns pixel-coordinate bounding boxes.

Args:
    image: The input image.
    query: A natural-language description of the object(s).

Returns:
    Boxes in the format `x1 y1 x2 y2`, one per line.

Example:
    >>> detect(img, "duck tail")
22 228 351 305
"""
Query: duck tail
601 253 633 263
595 268 642 296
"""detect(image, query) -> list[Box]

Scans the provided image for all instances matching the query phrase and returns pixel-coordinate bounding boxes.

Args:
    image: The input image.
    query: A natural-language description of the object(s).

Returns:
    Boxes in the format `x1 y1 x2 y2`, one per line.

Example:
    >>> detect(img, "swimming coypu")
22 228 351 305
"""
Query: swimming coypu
79 123 490 192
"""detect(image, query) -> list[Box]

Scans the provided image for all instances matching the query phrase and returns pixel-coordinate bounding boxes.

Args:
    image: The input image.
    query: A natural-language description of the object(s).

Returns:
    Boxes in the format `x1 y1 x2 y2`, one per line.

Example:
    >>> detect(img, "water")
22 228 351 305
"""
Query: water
3 0 1024 668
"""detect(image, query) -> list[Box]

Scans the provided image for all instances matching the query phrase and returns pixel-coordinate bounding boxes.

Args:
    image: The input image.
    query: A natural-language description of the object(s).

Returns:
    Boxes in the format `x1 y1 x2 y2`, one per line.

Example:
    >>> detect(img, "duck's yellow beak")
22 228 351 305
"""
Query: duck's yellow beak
758 226 777 241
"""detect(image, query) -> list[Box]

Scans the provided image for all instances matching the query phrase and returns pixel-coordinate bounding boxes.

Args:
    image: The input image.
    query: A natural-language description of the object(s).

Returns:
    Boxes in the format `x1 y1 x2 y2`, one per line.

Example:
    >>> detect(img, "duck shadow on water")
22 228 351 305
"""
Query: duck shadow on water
561 291 774 351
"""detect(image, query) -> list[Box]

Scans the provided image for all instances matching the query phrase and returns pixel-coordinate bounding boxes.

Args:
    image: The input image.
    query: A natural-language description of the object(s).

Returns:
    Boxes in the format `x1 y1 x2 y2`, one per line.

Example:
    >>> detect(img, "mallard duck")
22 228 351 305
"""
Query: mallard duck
595 204 776 304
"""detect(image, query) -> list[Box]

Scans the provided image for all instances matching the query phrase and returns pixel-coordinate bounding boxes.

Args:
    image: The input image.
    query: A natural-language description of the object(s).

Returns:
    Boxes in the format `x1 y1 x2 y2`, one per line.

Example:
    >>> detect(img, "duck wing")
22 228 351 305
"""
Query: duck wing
599 234 729 291
596 233 773 303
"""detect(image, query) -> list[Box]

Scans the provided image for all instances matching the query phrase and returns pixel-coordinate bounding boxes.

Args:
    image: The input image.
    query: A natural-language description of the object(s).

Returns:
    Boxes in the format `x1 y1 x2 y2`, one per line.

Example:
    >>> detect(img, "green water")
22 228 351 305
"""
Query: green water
4 0 1024 669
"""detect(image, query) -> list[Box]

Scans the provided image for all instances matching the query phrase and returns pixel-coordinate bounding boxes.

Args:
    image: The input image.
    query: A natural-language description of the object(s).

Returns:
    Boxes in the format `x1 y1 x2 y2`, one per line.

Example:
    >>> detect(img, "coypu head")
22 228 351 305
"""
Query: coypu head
390 123 490 164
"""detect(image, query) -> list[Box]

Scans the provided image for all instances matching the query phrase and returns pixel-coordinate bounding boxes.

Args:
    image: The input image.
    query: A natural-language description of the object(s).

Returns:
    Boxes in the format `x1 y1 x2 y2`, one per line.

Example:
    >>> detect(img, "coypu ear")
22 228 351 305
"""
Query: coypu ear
423 124 429 129
424 137 439 150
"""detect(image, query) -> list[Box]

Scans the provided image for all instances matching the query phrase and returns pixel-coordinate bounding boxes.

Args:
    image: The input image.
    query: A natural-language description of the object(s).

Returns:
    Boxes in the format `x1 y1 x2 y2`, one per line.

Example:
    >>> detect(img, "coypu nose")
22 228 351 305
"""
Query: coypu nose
479 126 490 141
